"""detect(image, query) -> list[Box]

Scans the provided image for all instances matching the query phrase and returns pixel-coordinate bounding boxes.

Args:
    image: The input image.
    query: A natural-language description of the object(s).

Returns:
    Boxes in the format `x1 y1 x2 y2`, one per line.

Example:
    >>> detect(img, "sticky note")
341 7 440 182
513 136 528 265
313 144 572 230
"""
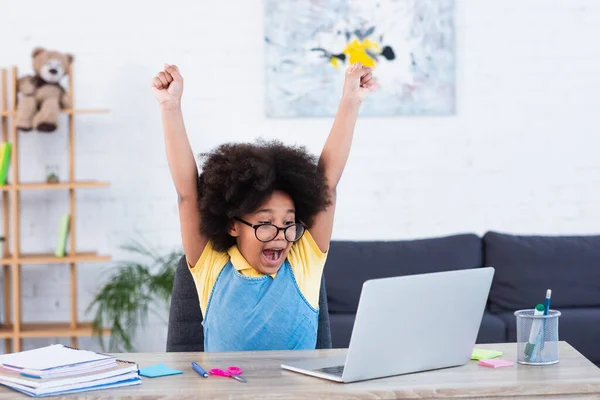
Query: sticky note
471 348 503 361
478 358 514 368
139 363 183 378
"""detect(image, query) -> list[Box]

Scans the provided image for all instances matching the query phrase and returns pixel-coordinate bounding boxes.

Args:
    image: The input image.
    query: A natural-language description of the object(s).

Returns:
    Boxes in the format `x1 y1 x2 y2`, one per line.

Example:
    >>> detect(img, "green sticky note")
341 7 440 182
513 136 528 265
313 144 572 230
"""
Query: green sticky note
471 348 503 361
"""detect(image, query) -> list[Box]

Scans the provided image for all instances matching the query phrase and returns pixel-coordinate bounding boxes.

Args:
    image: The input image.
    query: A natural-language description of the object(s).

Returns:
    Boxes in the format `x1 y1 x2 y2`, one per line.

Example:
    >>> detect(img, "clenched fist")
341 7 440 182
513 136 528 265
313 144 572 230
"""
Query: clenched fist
152 64 183 106
342 62 379 105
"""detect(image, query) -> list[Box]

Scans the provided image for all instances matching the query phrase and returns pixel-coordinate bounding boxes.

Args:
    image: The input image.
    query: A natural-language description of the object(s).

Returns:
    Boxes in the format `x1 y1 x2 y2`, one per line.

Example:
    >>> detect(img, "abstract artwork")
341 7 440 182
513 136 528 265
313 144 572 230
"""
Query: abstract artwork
264 0 455 117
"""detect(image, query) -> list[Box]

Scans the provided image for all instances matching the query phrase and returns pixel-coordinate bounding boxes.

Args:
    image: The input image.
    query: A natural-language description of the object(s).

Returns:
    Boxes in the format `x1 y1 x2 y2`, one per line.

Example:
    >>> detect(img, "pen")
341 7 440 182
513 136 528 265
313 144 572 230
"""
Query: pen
544 289 551 315
539 289 552 352
192 362 208 378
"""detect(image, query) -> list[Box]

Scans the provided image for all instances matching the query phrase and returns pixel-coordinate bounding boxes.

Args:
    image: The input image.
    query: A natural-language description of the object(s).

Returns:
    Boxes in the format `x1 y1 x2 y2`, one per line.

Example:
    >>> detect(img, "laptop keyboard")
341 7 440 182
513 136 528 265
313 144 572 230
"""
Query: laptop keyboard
314 365 344 377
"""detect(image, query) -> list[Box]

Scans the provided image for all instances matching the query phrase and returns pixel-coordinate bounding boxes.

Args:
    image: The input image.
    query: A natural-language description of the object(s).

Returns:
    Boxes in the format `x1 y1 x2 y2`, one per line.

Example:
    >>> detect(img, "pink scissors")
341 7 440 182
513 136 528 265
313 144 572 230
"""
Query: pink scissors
209 366 247 383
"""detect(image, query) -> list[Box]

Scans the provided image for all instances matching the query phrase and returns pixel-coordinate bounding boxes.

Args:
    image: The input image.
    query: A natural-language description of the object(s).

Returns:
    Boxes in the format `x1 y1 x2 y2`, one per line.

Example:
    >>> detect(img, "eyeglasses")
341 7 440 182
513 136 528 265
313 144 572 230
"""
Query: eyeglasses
234 217 307 243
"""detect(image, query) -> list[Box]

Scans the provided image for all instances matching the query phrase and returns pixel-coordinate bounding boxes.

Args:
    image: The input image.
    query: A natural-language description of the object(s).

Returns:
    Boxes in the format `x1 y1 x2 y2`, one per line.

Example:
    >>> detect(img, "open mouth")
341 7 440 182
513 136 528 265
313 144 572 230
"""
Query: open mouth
262 248 284 265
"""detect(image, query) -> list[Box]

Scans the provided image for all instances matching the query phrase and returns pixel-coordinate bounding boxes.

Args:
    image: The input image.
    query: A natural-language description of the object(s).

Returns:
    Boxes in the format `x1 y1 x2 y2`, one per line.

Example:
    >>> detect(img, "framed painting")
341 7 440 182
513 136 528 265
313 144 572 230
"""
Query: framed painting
265 0 455 117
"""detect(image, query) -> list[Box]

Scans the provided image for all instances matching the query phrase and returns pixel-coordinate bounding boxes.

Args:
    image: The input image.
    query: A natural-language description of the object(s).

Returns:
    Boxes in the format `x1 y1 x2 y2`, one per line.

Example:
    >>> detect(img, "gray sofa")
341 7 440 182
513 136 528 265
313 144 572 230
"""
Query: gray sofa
324 231 600 367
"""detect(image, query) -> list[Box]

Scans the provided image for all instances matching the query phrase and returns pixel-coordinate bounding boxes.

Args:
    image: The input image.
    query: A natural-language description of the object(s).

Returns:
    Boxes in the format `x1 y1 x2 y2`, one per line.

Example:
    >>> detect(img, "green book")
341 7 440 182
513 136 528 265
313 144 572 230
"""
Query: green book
0 142 11 186
54 214 71 257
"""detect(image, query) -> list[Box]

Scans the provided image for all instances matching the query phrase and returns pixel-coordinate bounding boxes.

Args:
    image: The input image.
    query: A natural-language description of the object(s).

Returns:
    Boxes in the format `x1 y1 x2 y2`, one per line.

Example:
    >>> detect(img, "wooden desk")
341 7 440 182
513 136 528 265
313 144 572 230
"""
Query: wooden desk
1 342 599 399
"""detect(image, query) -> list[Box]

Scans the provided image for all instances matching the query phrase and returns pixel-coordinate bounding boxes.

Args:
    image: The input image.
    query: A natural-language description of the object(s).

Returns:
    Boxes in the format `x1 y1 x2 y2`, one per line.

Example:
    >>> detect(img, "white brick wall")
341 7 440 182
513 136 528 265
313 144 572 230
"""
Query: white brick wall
1 0 599 353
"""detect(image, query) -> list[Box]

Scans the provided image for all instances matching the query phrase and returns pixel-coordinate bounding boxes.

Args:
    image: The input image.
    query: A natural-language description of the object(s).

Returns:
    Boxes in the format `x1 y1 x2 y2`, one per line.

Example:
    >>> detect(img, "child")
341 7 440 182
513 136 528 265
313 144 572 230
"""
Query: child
152 62 378 351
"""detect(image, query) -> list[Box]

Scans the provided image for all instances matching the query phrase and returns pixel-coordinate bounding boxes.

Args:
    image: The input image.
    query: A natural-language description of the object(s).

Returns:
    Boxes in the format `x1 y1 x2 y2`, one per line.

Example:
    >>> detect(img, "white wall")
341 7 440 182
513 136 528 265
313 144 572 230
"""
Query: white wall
1 0 599 353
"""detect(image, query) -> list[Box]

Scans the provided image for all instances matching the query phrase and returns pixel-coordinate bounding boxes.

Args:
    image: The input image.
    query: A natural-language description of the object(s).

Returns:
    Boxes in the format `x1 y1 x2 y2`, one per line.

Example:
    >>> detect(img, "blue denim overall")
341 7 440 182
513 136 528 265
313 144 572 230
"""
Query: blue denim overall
202 259 318 352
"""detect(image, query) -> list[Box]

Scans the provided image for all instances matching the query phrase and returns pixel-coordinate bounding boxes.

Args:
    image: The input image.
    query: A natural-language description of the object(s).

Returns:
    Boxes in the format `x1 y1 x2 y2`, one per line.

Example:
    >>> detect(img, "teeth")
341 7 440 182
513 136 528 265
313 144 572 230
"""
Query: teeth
263 248 282 262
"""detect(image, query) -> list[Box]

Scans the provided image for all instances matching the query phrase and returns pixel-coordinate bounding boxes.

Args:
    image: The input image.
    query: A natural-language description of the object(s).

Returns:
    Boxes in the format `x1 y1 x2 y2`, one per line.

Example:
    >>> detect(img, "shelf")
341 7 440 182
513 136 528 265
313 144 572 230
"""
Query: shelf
1 108 109 117
1 66 113 353
0 323 111 339
0 252 110 265
0 325 11 338
0 324 14 338
0 180 110 191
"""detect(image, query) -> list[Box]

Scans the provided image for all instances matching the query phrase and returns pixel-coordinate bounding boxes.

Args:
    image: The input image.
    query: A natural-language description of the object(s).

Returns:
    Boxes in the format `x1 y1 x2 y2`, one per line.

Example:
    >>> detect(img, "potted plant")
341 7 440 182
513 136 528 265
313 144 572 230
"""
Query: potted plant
87 240 183 352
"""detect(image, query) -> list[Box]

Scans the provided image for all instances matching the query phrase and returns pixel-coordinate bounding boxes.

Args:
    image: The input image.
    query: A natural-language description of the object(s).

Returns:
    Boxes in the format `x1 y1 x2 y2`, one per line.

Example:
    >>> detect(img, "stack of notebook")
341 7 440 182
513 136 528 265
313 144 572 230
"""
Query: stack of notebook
0 344 141 397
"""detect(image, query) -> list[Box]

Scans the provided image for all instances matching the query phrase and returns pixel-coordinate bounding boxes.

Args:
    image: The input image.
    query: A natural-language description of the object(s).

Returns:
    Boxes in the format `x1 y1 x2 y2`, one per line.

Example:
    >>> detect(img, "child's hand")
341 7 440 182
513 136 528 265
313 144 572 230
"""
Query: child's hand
342 62 379 105
152 64 183 106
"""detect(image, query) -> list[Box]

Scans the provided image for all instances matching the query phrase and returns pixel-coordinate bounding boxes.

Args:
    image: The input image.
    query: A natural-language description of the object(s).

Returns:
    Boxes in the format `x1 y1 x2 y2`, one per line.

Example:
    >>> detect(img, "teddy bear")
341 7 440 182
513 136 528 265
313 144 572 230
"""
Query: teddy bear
15 47 73 133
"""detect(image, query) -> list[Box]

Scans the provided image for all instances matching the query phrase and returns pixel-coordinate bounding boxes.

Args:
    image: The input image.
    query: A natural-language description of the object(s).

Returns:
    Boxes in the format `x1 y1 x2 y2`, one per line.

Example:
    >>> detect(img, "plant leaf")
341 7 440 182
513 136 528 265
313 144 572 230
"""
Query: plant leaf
86 240 183 352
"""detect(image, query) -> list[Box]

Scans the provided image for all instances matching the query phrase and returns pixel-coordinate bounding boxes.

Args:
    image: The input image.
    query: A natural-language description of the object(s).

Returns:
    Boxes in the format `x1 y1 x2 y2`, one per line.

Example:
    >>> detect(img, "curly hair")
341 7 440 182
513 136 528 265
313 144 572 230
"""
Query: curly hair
197 139 332 252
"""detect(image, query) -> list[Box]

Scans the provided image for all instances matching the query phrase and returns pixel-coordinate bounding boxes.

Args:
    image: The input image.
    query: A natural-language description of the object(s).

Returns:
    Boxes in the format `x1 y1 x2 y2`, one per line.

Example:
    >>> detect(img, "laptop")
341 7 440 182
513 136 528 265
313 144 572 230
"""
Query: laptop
281 266 495 383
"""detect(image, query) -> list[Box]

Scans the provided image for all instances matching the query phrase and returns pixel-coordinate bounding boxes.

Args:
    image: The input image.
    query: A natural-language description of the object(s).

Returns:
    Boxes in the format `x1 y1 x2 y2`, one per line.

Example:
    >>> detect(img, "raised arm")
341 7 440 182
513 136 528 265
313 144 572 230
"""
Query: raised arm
310 62 378 252
152 64 207 266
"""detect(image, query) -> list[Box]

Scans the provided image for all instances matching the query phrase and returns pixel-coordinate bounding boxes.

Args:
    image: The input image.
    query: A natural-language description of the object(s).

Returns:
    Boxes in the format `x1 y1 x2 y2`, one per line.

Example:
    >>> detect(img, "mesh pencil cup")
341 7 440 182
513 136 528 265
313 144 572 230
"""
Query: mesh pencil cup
514 309 561 365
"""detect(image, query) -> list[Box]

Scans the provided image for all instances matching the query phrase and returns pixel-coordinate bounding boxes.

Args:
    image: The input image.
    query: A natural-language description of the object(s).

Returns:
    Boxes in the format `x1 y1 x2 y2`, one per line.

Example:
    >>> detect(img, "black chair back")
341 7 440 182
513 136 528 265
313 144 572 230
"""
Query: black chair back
166 255 332 351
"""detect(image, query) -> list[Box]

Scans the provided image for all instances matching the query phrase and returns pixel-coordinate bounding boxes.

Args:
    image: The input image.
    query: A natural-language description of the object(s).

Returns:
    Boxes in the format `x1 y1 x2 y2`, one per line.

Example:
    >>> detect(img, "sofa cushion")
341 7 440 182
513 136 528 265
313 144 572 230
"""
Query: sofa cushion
329 311 506 349
324 234 483 314
496 308 600 365
477 312 507 344
484 231 600 312
329 314 355 349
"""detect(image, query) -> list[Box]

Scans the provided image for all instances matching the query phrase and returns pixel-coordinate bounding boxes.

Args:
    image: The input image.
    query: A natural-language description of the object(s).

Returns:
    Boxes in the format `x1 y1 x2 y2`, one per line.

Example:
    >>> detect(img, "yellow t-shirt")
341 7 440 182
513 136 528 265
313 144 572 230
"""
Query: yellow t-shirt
187 230 328 315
